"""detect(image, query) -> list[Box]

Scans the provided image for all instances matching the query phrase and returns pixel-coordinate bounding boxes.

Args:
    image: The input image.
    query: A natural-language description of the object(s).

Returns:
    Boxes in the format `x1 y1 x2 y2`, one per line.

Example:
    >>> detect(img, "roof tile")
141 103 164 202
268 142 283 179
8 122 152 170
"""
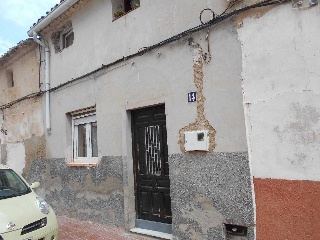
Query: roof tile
0 39 36 69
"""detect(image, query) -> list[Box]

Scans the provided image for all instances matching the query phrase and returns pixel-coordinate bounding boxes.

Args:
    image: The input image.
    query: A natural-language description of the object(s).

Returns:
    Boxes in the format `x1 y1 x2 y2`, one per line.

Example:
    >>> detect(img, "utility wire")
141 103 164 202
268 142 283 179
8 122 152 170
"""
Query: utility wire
0 0 289 111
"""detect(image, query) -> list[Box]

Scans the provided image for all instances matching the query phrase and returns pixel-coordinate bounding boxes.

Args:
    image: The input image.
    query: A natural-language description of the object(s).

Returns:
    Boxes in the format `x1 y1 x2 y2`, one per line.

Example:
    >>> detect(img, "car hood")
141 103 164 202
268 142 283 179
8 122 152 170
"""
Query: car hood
0 191 46 234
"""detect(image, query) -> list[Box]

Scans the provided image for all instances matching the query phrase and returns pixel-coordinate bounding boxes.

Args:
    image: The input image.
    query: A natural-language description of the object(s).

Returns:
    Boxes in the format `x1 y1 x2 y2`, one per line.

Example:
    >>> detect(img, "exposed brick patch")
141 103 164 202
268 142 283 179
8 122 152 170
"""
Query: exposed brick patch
178 46 216 153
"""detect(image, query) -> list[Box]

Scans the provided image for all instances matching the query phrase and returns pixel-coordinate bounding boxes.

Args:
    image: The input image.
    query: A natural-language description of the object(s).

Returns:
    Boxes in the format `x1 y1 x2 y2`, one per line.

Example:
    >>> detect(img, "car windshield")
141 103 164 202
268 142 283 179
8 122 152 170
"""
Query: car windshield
0 169 31 200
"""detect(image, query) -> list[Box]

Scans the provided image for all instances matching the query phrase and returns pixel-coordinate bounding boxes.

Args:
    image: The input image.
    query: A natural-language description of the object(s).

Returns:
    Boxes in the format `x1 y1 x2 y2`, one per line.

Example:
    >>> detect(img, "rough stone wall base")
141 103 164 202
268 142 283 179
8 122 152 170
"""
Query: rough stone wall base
170 152 255 240
28 157 125 227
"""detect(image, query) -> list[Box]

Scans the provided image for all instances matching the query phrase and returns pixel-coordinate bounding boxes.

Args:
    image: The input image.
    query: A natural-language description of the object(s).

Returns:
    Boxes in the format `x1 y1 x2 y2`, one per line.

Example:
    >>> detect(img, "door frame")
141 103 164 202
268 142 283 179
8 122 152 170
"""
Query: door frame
130 104 172 233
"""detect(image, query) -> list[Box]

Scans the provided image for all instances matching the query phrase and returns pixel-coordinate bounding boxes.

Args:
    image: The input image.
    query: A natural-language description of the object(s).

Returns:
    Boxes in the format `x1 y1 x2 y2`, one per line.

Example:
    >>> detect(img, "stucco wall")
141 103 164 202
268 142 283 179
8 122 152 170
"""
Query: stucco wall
1 98 44 144
38 1 255 237
0 47 45 176
5 142 25 175
47 0 228 89
1 1 318 238
0 50 39 105
238 4 320 239
46 22 247 158
0 99 45 175
3 1 258 239
254 178 320 240
238 4 320 181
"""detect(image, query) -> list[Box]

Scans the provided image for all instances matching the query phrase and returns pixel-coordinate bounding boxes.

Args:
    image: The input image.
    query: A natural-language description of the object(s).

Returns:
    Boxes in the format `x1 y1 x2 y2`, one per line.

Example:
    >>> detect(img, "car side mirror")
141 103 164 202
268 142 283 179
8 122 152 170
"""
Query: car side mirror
30 182 40 189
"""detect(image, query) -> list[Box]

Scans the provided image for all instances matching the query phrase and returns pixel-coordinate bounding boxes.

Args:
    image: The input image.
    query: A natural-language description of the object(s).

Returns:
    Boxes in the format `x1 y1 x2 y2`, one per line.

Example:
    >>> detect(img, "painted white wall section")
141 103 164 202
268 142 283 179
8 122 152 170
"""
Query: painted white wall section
48 0 229 88
44 0 248 158
238 5 320 181
47 27 247 158
203 22 247 152
6 143 25 175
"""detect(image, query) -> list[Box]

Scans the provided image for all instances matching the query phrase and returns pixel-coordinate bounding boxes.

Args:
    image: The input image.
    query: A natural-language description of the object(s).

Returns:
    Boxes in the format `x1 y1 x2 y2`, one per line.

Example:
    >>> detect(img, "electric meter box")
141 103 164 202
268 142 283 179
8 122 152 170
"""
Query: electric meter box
184 130 209 151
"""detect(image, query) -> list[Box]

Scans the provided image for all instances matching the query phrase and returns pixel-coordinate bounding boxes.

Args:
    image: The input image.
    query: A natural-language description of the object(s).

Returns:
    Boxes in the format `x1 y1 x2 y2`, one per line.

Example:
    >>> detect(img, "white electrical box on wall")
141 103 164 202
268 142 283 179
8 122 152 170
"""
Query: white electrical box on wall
184 130 209 151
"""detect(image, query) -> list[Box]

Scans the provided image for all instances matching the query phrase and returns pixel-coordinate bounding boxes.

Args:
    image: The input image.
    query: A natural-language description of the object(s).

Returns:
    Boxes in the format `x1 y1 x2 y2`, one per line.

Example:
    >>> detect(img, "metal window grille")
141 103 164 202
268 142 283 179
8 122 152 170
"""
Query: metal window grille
145 125 161 176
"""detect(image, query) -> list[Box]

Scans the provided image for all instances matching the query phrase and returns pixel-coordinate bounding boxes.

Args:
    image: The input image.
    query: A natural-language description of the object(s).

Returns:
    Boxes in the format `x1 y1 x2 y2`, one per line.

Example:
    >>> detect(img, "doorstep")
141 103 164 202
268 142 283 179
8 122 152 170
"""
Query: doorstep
130 228 173 240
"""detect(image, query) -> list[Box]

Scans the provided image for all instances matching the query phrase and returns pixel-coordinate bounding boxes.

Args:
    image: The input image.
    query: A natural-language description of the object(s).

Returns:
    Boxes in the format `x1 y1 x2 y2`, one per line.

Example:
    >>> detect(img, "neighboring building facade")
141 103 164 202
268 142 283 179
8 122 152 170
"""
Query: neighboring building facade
1 0 319 239
0 39 45 179
238 4 320 240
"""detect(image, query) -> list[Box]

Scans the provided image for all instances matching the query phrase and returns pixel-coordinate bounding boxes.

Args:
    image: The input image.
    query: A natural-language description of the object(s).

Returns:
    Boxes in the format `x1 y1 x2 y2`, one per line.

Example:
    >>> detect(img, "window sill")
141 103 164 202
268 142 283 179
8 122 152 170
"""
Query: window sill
67 163 98 167
113 7 140 21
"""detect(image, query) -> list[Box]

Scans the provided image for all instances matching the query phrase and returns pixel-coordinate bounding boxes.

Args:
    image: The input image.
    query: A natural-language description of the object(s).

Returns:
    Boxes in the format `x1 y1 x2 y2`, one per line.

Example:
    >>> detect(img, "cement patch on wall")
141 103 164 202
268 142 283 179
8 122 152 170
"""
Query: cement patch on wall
6 142 25 174
28 157 125 227
254 178 320 240
169 152 255 240
0 144 6 164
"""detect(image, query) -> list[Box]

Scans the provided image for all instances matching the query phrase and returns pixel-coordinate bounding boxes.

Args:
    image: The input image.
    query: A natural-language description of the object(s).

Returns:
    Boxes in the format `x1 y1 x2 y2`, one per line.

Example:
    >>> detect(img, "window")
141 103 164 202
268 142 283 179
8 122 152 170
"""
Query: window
72 111 98 162
51 22 73 53
0 169 31 198
6 70 14 88
59 27 74 50
113 0 140 20
62 29 74 49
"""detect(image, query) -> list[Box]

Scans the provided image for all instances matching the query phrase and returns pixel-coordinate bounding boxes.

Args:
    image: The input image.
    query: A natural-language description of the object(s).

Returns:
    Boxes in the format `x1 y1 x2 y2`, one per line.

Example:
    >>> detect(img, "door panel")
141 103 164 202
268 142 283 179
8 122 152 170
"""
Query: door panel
132 105 172 224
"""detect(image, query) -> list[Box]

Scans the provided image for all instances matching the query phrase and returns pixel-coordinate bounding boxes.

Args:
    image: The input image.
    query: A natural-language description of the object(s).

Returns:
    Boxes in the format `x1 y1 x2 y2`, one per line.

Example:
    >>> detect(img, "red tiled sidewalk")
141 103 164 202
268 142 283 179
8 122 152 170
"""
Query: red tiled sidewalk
57 215 155 240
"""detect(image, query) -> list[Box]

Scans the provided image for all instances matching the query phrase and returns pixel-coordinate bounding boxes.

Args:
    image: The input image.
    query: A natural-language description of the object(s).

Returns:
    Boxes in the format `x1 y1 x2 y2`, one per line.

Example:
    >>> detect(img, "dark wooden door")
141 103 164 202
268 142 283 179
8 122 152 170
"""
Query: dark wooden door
132 105 172 224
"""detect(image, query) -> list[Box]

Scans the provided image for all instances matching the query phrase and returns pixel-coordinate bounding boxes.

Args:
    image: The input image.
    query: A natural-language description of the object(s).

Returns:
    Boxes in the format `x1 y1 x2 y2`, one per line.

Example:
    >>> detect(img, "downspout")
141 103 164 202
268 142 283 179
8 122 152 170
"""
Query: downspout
27 1 80 133
32 32 51 133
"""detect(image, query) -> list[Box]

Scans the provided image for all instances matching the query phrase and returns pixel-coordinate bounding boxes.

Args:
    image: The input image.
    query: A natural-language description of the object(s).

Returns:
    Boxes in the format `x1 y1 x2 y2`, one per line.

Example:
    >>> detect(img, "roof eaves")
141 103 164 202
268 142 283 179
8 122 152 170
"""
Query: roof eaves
27 0 80 37
0 39 36 70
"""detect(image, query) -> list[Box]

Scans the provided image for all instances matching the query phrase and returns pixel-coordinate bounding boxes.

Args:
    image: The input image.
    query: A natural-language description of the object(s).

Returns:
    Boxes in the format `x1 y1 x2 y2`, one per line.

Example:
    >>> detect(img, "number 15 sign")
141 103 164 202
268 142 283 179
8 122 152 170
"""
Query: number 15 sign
188 92 197 102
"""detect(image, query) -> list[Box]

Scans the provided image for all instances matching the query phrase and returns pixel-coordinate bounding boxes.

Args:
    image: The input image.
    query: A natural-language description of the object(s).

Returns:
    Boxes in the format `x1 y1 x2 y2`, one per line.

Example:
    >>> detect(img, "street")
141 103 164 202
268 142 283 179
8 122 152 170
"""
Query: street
57 215 155 240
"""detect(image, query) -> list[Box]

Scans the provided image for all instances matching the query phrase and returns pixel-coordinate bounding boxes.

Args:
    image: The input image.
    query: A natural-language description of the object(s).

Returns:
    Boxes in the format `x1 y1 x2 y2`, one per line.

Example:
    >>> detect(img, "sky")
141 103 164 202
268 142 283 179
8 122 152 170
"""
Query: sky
0 0 60 56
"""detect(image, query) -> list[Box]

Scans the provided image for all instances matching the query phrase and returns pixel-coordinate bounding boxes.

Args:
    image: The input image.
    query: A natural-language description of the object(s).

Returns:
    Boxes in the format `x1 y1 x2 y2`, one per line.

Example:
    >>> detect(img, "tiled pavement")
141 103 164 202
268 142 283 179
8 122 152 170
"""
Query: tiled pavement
57 215 156 240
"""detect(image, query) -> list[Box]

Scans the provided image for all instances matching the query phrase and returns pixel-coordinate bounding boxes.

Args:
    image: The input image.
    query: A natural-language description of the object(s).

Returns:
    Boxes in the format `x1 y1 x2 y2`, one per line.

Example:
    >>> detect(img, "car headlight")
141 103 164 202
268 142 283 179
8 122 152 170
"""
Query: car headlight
35 197 50 214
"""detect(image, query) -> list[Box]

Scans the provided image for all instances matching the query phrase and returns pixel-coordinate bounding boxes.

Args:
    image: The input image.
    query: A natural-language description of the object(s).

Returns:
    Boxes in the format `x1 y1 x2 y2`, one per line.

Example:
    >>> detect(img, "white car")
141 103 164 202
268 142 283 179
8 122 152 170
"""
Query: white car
0 164 58 240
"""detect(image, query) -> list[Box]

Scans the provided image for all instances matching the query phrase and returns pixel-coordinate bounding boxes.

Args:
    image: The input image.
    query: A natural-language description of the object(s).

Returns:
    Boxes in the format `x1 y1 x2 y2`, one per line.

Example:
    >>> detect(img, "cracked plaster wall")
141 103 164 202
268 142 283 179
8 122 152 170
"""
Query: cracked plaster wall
0 48 45 176
0 50 39 105
0 99 45 176
1 98 44 144
238 5 320 181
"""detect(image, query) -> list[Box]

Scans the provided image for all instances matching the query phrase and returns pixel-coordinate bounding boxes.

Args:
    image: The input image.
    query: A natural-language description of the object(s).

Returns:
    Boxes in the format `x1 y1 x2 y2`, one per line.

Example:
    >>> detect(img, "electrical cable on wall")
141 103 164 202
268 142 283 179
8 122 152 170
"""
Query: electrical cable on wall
200 8 216 25
0 0 289 110
218 0 243 17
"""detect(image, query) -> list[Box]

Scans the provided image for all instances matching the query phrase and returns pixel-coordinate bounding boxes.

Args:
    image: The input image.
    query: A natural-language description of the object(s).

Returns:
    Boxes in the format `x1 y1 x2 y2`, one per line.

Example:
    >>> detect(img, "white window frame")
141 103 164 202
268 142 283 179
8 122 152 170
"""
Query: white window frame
72 112 98 163
60 27 74 50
